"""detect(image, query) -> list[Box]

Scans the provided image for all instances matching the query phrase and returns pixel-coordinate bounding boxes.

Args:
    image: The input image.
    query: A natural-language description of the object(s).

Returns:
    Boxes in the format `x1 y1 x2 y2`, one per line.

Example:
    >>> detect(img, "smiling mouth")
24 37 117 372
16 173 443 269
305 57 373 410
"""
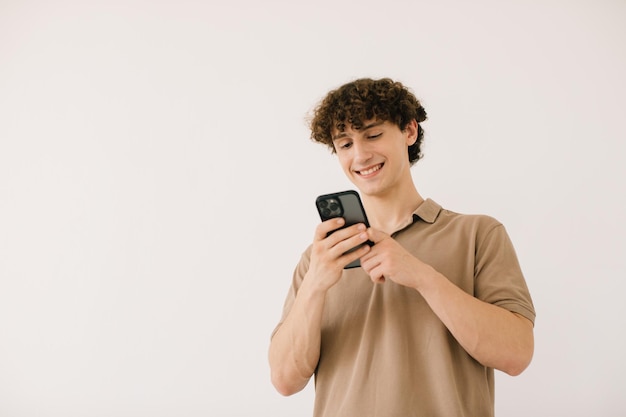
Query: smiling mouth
356 163 383 176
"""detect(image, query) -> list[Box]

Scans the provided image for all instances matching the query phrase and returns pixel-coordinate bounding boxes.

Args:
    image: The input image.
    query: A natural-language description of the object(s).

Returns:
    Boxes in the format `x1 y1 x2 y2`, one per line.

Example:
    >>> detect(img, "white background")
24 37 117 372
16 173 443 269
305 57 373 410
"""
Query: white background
1 0 625 415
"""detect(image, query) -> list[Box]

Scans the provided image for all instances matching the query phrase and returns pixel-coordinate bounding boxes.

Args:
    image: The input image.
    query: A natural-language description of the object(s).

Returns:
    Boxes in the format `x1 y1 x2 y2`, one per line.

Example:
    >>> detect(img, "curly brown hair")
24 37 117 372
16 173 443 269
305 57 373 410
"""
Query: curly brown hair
309 78 428 165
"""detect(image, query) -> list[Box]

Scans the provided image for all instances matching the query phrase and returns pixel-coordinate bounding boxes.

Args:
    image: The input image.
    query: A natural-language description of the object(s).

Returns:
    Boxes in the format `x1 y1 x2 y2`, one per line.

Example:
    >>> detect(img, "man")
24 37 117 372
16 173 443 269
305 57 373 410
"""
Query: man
269 78 535 416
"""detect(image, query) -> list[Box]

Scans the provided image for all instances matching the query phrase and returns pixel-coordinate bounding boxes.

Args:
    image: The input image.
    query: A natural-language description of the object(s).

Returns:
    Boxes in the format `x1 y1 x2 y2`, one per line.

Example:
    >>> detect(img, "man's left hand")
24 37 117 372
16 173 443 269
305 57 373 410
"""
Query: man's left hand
360 228 429 289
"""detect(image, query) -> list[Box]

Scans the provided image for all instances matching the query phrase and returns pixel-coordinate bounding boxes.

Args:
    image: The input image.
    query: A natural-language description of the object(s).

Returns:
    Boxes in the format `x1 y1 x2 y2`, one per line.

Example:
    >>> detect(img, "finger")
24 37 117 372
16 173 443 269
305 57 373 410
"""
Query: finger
331 228 370 255
317 222 367 247
338 242 371 267
360 256 385 283
314 218 345 241
366 227 389 245
368 265 386 284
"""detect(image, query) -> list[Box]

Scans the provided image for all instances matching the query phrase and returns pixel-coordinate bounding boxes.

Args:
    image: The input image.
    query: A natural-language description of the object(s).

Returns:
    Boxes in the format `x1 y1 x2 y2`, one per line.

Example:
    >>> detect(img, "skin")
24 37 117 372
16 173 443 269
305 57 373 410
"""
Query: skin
269 119 534 396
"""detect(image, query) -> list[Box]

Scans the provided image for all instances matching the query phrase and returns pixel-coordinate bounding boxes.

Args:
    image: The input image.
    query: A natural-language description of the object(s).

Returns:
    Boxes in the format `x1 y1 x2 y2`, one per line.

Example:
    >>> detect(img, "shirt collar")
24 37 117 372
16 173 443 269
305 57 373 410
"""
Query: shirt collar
411 198 442 224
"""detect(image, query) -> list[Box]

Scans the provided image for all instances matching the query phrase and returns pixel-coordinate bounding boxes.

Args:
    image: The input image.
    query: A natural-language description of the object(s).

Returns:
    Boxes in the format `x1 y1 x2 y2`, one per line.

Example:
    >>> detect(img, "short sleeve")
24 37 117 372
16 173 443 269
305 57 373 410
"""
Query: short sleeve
270 246 312 339
474 223 536 325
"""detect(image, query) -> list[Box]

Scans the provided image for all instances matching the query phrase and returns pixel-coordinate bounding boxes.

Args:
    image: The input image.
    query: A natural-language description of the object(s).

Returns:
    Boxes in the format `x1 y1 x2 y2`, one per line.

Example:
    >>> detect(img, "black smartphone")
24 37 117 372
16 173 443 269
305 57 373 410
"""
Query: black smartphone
315 190 373 269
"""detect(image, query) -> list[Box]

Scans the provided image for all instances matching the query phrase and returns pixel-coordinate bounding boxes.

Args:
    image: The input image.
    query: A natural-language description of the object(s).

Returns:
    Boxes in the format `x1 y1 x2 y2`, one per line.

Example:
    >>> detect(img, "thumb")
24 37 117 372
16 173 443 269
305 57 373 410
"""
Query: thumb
367 227 389 244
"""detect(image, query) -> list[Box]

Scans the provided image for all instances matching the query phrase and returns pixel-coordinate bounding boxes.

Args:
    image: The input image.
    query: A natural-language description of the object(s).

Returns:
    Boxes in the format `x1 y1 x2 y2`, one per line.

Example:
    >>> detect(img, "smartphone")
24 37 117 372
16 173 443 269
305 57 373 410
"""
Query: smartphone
315 190 373 269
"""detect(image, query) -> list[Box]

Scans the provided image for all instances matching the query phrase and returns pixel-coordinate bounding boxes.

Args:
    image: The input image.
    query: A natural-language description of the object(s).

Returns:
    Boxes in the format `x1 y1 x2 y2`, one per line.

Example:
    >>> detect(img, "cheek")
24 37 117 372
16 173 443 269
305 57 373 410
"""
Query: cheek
336 154 352 170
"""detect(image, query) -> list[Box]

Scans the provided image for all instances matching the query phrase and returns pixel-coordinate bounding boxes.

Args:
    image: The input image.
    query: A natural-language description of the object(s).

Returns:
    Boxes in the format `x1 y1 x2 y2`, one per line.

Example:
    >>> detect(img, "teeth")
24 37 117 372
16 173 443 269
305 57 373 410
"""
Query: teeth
360 164 381 175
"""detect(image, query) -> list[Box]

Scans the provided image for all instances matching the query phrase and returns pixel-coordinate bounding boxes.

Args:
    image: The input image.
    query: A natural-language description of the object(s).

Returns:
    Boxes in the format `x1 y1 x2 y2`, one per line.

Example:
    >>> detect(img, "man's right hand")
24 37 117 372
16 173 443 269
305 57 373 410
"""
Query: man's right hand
306 218 371 292
269 218 371 396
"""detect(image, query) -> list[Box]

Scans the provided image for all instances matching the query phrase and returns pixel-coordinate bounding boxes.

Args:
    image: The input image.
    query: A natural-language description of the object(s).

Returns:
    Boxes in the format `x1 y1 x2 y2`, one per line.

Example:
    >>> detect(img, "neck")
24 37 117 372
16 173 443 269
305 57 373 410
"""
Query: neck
361 182 424 235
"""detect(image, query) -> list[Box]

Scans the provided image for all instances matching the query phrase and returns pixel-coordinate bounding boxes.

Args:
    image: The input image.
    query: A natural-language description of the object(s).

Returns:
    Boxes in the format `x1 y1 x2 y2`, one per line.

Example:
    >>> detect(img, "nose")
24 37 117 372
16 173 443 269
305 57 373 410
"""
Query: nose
352 140 372 163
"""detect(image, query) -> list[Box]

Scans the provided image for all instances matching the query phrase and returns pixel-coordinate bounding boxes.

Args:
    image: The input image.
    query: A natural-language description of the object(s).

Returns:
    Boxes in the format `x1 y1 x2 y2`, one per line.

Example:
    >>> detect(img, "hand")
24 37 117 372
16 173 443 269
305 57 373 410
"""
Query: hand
306 218 371 292
360 228 426 289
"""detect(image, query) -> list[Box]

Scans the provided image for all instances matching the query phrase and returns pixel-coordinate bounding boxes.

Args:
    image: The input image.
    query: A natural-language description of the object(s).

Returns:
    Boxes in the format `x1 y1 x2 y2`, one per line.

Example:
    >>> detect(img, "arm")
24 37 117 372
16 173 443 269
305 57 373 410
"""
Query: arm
268 276 327 396
269 219 371 395
360 228 534 376
412 266 534 375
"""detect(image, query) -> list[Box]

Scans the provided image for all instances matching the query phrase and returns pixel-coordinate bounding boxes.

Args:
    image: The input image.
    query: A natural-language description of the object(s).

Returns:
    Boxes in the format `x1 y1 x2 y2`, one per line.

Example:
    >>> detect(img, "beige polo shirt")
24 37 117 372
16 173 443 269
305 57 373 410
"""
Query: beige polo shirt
273 199 535 417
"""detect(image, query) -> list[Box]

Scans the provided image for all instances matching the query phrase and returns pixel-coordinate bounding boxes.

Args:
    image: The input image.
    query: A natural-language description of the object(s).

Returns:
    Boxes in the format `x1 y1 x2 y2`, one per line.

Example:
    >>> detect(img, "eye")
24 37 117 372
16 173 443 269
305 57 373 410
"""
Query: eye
367 132 382 139
339 141 353 149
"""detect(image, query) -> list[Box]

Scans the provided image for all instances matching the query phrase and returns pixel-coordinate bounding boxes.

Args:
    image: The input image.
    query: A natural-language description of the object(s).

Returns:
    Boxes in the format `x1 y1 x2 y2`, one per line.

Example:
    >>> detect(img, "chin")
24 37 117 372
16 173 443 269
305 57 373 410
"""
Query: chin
355 183 384 197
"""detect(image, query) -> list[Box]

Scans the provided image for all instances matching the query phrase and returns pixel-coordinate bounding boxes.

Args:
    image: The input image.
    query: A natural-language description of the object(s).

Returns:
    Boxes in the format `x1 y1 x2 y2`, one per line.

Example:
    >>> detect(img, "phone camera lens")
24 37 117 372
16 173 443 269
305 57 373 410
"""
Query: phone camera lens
318 197 342 219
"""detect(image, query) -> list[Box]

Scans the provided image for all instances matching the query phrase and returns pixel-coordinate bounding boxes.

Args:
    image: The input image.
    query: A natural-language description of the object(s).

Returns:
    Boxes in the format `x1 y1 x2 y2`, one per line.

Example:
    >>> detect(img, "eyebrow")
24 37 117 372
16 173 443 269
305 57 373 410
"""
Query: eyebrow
331 120 385 141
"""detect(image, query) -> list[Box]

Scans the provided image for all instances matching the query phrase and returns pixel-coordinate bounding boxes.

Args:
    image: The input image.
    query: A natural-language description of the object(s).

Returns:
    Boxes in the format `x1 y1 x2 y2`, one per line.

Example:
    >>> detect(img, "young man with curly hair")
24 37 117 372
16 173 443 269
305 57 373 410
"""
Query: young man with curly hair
269 78 535 417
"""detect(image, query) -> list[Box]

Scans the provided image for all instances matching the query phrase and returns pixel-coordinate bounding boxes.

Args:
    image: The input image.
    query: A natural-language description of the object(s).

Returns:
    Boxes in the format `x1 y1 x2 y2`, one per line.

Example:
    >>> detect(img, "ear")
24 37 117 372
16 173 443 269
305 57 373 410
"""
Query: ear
404 119 419 146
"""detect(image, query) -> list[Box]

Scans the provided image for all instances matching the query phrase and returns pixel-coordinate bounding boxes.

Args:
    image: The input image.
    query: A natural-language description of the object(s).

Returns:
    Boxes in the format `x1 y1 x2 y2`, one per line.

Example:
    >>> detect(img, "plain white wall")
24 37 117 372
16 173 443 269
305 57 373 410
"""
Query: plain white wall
1 0 625 415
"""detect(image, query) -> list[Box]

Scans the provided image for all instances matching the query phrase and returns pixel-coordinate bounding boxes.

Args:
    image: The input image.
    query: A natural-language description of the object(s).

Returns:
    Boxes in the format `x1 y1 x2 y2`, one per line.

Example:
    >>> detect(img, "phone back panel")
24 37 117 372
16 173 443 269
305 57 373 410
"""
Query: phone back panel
316 191 370 226
315 190 370 268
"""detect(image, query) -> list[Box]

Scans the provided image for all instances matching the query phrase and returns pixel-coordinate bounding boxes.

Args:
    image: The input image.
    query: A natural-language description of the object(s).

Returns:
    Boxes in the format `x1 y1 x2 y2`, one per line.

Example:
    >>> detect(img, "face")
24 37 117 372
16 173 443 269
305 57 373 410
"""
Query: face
331 119 418 198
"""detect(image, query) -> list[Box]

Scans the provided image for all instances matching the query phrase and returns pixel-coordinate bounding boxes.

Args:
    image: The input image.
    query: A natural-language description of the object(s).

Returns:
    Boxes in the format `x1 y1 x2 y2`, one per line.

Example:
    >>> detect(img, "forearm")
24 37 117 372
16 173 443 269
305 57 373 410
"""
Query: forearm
417 266 534 376
269 277 327 396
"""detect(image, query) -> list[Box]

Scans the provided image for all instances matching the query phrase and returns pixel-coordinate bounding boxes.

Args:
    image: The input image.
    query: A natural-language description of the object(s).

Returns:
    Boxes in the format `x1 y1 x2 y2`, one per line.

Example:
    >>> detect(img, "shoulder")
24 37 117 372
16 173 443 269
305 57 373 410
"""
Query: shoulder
417 199 501 228
433 202 504 237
